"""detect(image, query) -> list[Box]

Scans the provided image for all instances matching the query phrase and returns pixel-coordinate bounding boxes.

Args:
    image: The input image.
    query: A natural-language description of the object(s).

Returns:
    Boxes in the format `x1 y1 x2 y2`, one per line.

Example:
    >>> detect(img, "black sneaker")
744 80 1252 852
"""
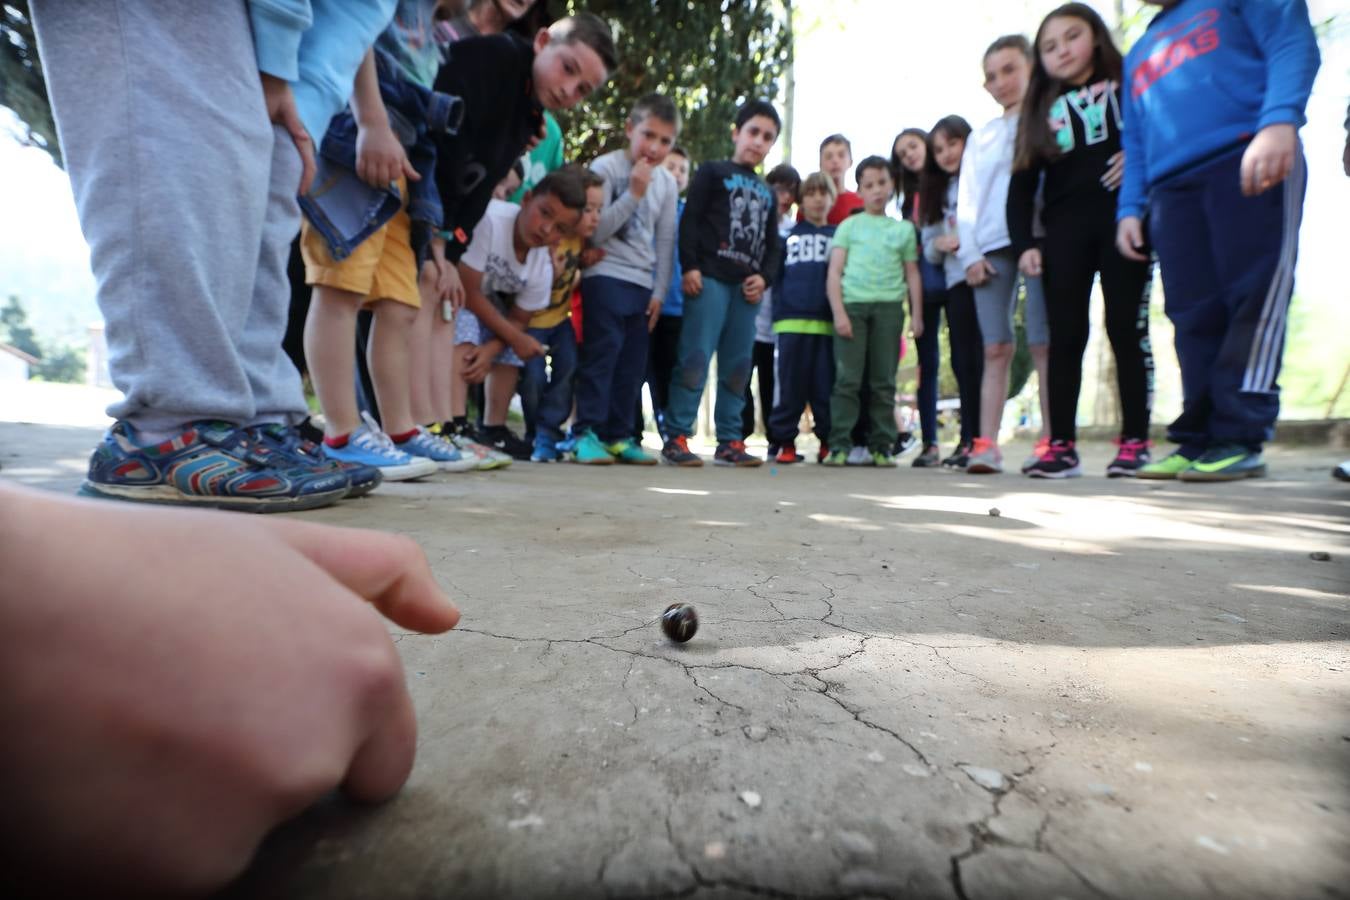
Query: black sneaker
911 444 940 468
713 439 762 467
940 442 971 470
1025 439 1082 479
1106 437 1152 478
893 431 919 456
476 424 533 461
661 435 703 467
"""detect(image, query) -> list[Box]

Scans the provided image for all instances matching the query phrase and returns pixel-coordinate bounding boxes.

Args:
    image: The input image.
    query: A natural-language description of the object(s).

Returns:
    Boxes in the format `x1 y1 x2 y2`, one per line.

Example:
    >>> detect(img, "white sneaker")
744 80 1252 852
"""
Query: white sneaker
401 426 478 473
443 427 511 470
326 415 438 482
845 445 873 466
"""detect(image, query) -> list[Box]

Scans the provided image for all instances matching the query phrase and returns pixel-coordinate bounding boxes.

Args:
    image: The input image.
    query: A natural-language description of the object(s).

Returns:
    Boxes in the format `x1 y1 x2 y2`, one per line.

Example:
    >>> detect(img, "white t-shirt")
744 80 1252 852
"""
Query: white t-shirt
461 199 553 313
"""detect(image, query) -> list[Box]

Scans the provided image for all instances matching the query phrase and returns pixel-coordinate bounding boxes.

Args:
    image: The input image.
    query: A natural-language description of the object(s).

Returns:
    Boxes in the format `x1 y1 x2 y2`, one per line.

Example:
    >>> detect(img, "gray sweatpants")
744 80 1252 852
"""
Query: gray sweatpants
31 0 307 433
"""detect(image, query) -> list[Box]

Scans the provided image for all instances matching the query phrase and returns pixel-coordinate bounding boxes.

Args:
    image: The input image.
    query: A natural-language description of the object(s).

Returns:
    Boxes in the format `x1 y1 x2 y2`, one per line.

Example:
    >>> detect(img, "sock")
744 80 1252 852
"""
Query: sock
324 433 350 449
389 428 419 444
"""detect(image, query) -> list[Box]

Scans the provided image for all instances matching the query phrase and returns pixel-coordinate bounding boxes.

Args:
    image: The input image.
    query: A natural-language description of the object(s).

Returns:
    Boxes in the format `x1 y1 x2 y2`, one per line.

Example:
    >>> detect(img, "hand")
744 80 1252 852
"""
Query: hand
1018 248 1042 277
0 484 458 895
511 333 545 361
833 312 853 340
461 344 494 383
580 247 607 269
910 316 924 340
1240 123 1297 197
742 274 766 304
356 121 418 189
934 234 960 254
1101 150 1125 191
629 157 655 200
438 261 465 309
551 244 568 279
965 258 996 287
1116 216 1149 262
682 269 704 297
646 297 663 332
260 73 316 195
525 117 547 152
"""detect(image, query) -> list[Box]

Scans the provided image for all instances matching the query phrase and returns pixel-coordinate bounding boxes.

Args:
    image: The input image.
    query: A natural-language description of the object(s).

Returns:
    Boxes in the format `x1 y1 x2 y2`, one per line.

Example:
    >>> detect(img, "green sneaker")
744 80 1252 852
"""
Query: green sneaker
573 429 615 465
607 437 658 465
1177 444 1266 482
1136 450 1196 480
872 450 897 468
822 449 849 467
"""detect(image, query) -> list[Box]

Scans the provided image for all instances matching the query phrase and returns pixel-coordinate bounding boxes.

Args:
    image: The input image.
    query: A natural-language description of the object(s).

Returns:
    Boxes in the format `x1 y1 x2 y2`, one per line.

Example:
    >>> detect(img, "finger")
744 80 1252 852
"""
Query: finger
342 664 418 803
403 157 421 182
266 520 460 634
283 108 317 196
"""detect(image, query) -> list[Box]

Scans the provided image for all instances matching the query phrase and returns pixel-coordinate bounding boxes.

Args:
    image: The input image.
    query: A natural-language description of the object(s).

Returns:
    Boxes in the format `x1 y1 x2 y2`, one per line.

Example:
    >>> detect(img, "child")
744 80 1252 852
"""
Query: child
1118 0 1319 482
957 34 1052 476
822 156 923 468
1012 4 1155 479
573 93 681 465
527 165 605 462
817 134 867 224
768 172 838 463
743 163 801 453
919 116 985 471
639 146 694 443
447 170 588 458
662 100 784 467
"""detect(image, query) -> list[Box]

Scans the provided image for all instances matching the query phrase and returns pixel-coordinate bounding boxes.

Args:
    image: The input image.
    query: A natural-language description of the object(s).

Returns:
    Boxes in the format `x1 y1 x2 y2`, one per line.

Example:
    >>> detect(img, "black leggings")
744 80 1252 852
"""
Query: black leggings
914 282 983 447
1041 216 1154 442
742 339 776 440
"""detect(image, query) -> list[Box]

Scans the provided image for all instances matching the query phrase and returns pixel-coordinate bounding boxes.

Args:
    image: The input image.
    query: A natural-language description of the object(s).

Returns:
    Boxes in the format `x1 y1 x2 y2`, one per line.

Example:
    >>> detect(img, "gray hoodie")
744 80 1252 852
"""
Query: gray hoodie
922 178 966 290
584 149 677 295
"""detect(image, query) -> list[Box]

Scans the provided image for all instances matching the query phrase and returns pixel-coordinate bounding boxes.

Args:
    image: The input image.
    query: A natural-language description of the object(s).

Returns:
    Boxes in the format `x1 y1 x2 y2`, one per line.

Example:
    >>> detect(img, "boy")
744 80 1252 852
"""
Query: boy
448 170 589 459
817 135 866 224
822 156 923 468
1118 0 1319 482
526 165 606 462
662 100 784 467
768 172 838 463
573 93 681 465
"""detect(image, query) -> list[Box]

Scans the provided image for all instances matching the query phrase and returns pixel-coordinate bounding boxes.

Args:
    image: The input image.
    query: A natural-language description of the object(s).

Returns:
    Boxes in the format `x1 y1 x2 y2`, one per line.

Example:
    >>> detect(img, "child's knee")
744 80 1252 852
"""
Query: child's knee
984 342 1013 363
678 351 709 389
372 298 419 330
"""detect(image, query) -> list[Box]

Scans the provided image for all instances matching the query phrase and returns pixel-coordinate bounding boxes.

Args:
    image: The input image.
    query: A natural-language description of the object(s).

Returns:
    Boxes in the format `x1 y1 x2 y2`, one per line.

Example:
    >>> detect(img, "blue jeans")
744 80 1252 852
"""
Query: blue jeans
575 276 651 443
522 319 578 444
664 275 759 442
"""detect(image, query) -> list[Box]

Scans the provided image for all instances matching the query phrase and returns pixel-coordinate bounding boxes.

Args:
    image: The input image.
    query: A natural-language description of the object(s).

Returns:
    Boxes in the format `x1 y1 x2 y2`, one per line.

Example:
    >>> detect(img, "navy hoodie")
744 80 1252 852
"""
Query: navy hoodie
772 221 835 330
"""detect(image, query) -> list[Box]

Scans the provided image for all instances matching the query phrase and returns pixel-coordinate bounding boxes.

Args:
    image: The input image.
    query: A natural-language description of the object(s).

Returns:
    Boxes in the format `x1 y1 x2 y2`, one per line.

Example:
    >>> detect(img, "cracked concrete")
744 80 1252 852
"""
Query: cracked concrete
2 422 1348 899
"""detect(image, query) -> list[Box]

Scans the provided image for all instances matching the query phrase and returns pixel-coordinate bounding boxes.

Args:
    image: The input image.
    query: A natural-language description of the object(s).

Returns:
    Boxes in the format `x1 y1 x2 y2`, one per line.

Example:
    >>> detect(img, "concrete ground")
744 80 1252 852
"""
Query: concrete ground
2 418 1348 900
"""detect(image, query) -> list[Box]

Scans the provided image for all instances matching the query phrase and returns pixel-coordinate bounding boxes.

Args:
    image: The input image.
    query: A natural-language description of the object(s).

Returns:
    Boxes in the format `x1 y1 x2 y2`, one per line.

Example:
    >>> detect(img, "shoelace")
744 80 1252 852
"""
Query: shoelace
358 411 403 455
1115 439 1148 462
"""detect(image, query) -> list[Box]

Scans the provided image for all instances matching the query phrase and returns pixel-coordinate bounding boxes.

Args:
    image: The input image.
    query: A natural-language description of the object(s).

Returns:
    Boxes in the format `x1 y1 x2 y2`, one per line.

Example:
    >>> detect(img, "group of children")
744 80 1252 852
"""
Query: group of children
46 0 1321 514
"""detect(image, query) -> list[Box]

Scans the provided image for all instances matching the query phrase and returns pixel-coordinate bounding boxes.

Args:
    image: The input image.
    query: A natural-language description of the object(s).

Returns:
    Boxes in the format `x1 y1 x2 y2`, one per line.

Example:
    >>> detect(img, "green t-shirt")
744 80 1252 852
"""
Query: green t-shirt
832 213 917 303
509 112 565 203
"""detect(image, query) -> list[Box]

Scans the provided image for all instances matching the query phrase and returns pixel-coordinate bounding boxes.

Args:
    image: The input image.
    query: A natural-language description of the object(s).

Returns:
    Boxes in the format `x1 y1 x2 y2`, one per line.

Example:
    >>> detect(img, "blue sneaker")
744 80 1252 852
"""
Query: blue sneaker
532 434 561 462
324 415 438 482
247 423 381 499
80 420 349 513
397 426 478 473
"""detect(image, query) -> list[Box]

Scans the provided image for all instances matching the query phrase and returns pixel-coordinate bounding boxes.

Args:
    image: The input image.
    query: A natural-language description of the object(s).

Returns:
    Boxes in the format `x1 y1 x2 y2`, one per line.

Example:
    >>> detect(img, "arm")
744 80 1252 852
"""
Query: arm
679 166 712 276
905 259 924 339
649 178 677 329
349 50 417 189
954 135 984 273
591 157 645 245
921 222 946 265
1241 0 1321 132
760 201 783 286
250 0 313 83
826 245 851 339
458 265 537 357
1006 165 1040 261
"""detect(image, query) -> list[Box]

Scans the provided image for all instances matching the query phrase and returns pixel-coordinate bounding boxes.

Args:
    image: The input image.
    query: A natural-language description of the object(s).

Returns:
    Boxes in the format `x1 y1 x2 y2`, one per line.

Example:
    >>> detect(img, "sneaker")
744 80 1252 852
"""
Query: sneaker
573 429 616 465
893 432 918 456
477 424 533 462
1025 439 1082 479
1177 443 1266 482
325 417 439 482
816 442 830 464
80 420 349 512
662 435 703 467
776 444 804 464
821 449 849 467
965 437 1003 474
398 426 478 473
1106 437 1152 478
1334 461 1350 482
1137 451 1197 480
248 422 382 499
872 450 897 468
442 423 511 470
941 442 971 470
911 444 940 468
766 443 782 460
714 440 762 467
1021 437 1050 474
607 437 658 465
846 445 872 466
531 434 561 463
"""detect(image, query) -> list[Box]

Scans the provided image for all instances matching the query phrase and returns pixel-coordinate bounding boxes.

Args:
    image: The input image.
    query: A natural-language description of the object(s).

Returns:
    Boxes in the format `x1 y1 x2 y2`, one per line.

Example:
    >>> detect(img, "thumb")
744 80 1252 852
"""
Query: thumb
281 103 317 195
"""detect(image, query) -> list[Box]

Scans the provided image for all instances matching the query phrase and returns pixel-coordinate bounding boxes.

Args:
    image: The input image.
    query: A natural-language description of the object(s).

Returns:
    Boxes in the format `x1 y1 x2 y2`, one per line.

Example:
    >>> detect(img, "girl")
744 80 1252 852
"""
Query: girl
919 116 984 469
1010 3 1153 478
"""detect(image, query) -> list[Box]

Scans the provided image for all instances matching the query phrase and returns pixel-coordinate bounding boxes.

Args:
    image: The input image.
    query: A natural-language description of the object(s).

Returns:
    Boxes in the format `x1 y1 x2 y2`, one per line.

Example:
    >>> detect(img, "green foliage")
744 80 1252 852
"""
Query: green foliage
33 343 84 383
0 295 87 383
0 295 41 359
1 0 60 166
553 0 791 169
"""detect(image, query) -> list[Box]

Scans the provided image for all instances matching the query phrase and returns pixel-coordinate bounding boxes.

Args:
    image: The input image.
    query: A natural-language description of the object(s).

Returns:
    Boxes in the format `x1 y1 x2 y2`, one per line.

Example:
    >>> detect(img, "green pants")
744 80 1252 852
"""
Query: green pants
828 301 905 451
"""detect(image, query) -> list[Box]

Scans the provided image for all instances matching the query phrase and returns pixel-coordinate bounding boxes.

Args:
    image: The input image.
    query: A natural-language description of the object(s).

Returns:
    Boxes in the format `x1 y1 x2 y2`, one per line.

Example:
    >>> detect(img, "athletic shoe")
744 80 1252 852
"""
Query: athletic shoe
1334 461 1350 482
398 426 478 472
325 418 438 482
816 442 830 464
965 437 1003 474
1025 439 1082 479
662 435 703 467
1106 437 1152 478
714 440 762 467
1177 444 1266 482
1137 451 1197 480
247 422 381 499
766 443 782 460
893 431 918 456
476 424 533 462
442 423 510 470
573 429 616 465
1021 437 1051 474
608 437 658 465
911 444 940 468
846 445 872 466
776 444 804 464
872 450 897 468
80 420 349 512
531 434 561 463
821 449 849 467
941 442 972 470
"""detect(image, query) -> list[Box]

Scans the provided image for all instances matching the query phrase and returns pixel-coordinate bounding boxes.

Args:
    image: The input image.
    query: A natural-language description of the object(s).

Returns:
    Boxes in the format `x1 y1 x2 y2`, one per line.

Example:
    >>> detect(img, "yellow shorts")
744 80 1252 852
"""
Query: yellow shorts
301 178 420 309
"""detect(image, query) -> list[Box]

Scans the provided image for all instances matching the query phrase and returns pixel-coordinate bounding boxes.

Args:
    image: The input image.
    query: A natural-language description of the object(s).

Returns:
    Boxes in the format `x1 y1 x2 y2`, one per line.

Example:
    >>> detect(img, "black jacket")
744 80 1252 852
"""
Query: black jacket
679 160 782 284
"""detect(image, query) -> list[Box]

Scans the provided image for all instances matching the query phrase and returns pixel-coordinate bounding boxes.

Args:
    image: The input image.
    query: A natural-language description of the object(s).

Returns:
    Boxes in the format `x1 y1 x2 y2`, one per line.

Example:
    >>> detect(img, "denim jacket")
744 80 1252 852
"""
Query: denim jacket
299 51 464 261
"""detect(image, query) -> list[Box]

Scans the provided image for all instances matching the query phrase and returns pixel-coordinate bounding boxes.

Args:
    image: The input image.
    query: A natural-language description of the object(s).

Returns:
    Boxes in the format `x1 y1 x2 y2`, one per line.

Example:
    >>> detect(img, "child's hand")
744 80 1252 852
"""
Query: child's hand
1101 151 1125 191
1018 248 1042 277
356 121 418 189
965 258 995 287
646 296 663 332
438 261 465 309
934 234 960 254
1240 124 1297 197
260 73 316 194
461 344 493 383
550 244 568 279
525 117 547 152
1116 216 1149 262
742 274 766 303
511 333 545 361
833 311 853 340
910 316 924 340
629 157 654 200
683 269 704 297
580 247 607 269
